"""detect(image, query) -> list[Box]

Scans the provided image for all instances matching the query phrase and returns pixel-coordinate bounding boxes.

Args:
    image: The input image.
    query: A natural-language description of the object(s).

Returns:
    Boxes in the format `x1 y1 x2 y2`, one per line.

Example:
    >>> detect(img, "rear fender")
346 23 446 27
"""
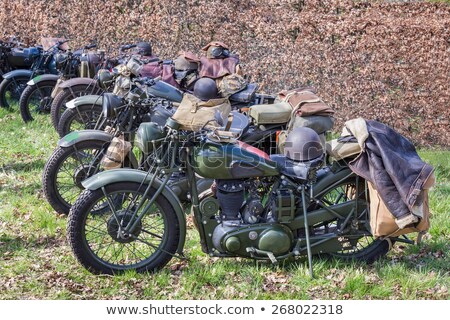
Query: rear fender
81 168 186 254
27 74 59 86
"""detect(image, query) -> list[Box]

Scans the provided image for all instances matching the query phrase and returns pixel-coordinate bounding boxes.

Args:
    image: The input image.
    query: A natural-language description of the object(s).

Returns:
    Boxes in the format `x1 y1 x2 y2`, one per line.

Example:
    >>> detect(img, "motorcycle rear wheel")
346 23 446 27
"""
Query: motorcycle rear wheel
19 80 55 122
314 176 391 263
67 182 180 274
57 103 104 137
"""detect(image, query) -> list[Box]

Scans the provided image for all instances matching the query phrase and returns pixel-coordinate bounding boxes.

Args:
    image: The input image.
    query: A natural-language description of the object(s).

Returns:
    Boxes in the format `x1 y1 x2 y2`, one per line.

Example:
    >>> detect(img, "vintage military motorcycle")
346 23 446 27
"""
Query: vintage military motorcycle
50 43 143 130
66 117 392 275
42 76 178 215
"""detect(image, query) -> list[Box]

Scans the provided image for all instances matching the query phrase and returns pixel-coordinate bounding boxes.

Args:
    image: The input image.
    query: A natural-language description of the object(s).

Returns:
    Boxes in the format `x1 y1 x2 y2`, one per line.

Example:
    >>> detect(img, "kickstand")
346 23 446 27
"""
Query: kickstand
301 185 314 278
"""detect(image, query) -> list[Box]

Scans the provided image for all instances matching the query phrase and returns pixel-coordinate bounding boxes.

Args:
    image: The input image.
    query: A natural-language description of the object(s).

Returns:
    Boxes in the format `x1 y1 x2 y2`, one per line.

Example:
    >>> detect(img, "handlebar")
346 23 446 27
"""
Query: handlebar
84 43 97 50
120 44 137 52
133 77 156 87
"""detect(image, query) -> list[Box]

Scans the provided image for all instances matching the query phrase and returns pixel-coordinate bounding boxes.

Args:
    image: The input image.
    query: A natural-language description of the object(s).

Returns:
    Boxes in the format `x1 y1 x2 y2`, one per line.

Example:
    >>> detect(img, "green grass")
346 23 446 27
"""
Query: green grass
0 107 449 299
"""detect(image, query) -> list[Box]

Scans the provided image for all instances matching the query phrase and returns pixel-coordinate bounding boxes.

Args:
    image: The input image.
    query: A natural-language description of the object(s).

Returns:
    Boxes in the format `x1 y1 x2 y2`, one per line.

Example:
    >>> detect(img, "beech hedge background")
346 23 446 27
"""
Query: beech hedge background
1 0 448 147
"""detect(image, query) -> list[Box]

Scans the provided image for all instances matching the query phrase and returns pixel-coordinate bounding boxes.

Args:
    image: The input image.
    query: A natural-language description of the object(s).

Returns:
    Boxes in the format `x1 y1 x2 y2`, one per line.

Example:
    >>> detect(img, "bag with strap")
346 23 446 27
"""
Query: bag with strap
277 89 335 153
368 180 432 238
100 135 132 170
171 93 231 131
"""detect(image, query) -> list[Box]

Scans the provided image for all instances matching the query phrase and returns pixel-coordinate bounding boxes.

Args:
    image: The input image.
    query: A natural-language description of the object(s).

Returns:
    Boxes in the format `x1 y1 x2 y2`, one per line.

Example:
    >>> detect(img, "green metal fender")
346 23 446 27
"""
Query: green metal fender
81 168 187 255
58 129 113 148
27 74 59 86
66 94 103 109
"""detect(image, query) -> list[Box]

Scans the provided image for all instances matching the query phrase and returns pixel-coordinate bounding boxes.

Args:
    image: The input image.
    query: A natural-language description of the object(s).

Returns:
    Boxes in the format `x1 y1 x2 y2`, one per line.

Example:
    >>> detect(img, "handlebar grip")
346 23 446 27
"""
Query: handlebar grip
84 43 97 50
120 44 137 51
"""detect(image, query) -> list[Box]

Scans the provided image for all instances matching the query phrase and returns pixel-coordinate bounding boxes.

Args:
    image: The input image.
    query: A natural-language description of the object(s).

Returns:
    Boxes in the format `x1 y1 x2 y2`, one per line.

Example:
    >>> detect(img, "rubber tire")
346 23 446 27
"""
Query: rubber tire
67 182 181 274
57 103 103 137
19 80 56 122
42 139 108 215
0 76 29 109
50 84 100 130
317 176 392 264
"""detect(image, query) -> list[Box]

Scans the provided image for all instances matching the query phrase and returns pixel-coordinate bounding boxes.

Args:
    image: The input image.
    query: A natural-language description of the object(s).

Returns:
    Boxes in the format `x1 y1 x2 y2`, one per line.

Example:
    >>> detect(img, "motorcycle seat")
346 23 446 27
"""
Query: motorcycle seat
269 154 324 180
227 111 250 134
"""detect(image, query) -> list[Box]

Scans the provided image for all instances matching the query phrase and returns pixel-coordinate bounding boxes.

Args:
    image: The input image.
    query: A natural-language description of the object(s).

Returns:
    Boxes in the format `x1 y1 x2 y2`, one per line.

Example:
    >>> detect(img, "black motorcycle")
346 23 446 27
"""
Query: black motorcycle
0 38 63 110
0 37 34 77
19 42 101 123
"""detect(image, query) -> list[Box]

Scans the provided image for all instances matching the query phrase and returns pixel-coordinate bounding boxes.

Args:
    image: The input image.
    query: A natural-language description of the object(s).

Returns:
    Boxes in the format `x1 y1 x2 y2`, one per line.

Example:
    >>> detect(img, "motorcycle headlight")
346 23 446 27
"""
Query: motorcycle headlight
97 69 114 89
135 122 166 154
102 93 123 119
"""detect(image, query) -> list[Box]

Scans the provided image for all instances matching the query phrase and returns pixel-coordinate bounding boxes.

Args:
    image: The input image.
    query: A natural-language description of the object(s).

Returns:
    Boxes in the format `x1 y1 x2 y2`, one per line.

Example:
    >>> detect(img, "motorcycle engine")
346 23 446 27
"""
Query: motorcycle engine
211 179 294 257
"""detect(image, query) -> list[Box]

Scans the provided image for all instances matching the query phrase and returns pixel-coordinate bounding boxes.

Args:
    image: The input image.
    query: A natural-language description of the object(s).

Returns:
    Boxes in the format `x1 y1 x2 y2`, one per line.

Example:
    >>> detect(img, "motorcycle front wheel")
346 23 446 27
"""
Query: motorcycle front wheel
19 80 55 122
57 104 104 138
0 76 29 109
67 182 181 274
313 176 391 263
42 139 109 215
50 85 102 130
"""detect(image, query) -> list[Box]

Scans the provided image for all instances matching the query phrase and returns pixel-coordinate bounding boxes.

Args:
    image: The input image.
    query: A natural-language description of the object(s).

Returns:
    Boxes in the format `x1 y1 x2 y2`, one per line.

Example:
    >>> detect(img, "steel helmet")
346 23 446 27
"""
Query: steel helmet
284 127 323 161
193 77 218 101
135 42 152 56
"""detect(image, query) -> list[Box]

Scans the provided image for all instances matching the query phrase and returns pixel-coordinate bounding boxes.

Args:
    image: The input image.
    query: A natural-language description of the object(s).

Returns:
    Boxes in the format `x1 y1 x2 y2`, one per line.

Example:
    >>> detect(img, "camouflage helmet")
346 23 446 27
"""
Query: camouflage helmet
193 77 218 101
202 41 230 59
284 127 323 161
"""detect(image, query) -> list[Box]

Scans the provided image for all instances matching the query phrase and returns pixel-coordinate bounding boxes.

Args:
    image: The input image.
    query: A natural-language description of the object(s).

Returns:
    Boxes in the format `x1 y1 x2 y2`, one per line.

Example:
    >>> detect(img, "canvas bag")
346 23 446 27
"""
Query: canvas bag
368 181 431 238
100 135 132 170
172 93 231 131
277 89 335 153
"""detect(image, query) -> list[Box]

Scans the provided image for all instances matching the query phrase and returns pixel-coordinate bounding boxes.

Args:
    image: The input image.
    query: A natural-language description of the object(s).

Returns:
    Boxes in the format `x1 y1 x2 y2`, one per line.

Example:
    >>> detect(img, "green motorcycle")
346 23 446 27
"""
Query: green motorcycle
67 117 394 275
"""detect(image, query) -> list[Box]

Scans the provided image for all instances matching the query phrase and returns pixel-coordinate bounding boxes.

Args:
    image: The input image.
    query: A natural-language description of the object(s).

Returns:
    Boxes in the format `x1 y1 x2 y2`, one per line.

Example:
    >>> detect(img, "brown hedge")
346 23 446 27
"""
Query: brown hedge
1 0 448 147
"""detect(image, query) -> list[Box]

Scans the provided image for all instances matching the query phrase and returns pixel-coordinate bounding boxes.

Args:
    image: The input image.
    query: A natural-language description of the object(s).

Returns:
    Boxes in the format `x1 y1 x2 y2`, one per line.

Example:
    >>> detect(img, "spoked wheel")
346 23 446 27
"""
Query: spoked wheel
67 182 181 274
57 104 104 137
312 176 391 263
19 80 55 122
42 140 109 215
50 85 102 130
0 76 29 109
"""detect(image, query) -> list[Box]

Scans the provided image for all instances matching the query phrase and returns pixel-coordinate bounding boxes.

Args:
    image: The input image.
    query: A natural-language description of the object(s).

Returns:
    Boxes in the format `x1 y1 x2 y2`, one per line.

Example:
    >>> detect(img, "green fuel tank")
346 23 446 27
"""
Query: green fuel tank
192 140 279 179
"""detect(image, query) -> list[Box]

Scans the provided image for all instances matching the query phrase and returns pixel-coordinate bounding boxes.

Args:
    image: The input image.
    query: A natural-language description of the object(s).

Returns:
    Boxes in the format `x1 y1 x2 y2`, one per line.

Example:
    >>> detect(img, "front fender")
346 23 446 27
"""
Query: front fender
66 95 103 109
82 168 186 254
58 130 113 148
58 77 98 89
2 69 33 80
27 74 60 86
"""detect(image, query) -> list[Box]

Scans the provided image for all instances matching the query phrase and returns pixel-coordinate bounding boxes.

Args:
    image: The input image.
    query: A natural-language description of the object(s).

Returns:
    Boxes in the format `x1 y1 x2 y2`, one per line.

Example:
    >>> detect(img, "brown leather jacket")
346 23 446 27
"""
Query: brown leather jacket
348 120 434 219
